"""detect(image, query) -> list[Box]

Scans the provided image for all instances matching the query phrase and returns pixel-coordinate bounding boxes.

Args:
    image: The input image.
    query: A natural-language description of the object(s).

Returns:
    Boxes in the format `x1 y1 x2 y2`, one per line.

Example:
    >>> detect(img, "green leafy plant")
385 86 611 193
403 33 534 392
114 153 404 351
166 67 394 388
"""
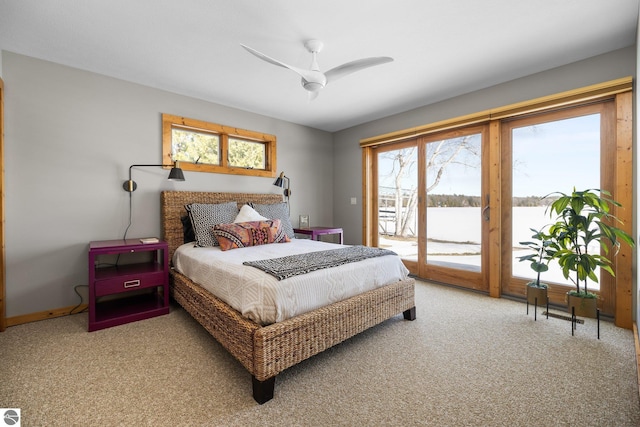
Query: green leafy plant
517 227 553 289
545 188 635 297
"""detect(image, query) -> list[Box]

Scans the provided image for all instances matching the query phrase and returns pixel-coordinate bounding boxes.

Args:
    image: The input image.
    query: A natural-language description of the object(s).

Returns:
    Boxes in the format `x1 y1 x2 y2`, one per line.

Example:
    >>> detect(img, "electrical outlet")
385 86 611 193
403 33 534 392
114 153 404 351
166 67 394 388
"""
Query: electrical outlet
350 197 357 205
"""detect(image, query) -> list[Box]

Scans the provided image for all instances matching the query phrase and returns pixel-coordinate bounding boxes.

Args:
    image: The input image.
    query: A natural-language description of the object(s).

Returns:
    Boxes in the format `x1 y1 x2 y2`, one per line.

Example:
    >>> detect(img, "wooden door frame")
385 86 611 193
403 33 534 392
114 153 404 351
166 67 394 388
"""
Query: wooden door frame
365 139 420 275
499 100 619 316
613 91 634 328
364 125 491 290
416 124 490 292
1 77 5 332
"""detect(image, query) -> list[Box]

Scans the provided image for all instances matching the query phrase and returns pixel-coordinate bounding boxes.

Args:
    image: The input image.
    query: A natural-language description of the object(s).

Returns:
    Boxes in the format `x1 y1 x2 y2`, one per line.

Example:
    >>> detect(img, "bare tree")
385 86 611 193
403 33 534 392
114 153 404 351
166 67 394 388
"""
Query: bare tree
389 147 417 236
425 136 476 192
379 135 479 238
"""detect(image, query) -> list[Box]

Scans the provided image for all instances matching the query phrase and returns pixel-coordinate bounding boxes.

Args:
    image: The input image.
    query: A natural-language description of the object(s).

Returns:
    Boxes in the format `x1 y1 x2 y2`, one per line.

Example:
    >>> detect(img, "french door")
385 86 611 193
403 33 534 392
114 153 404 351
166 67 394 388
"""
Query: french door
364 81 633 326
371 103 618 304
373 125 490 292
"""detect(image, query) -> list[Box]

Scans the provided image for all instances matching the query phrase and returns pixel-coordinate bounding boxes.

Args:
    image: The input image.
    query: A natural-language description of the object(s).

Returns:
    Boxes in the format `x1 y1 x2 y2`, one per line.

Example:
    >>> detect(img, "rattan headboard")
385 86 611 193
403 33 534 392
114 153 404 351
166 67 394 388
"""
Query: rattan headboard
160 191 284 261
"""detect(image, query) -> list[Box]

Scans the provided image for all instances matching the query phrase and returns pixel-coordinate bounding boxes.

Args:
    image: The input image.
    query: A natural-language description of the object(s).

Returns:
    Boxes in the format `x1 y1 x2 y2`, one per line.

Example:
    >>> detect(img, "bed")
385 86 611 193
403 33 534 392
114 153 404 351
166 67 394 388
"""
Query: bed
161 191 416 404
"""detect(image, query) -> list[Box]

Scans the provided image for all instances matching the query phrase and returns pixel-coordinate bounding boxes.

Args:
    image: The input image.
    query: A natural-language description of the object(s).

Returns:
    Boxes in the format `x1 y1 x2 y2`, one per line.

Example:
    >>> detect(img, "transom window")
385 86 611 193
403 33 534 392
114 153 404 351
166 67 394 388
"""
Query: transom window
162 114 276 177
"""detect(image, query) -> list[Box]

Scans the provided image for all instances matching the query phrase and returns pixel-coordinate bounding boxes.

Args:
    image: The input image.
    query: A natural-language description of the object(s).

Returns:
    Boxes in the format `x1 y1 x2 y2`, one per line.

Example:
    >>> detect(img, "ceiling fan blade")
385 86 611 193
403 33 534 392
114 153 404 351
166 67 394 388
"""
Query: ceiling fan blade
325 57 393 84
240 44 319 83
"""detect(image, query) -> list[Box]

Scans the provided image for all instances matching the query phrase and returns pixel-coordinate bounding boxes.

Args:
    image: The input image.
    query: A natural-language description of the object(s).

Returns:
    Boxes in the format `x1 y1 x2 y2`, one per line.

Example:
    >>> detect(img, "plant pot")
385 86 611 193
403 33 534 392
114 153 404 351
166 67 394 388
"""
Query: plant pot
566 293 598 318
526 284 548 306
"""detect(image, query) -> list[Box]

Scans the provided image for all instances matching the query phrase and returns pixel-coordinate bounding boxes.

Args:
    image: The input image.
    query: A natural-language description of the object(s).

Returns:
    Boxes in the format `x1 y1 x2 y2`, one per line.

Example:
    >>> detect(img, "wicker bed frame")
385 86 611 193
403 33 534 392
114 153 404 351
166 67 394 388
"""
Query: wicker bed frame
161 191 416 404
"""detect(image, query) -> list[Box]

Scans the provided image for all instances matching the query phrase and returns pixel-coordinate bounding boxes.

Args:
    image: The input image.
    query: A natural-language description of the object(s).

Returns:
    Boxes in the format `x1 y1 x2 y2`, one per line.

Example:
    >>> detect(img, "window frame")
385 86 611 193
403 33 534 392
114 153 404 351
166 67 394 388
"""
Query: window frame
162 113 277 178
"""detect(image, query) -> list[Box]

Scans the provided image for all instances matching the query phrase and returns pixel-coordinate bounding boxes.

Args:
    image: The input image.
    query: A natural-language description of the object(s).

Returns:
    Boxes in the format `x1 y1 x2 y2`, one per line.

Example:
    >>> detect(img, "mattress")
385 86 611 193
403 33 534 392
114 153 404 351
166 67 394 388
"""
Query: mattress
172 239 410 325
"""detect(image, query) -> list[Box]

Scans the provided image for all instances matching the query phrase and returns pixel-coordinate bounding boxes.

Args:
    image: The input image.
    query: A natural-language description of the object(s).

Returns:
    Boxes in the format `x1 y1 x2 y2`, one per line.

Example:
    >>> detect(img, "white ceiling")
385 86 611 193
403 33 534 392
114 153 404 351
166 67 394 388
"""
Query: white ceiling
0 0 638 132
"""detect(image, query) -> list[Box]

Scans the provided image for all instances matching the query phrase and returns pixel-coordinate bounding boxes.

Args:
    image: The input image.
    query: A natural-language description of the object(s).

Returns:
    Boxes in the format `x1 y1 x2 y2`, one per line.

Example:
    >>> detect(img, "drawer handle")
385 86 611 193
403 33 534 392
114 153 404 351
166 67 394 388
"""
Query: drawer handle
124 279 141 288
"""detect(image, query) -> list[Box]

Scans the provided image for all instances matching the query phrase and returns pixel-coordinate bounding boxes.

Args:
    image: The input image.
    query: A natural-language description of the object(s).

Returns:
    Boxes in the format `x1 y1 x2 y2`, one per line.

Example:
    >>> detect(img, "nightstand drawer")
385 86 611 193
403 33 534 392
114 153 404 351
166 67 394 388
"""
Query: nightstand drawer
95 271 165 296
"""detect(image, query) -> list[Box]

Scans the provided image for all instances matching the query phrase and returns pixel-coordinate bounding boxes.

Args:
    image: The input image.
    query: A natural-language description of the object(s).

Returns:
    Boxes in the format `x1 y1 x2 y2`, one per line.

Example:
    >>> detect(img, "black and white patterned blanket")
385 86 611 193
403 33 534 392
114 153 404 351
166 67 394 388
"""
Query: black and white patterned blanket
243 246 398 280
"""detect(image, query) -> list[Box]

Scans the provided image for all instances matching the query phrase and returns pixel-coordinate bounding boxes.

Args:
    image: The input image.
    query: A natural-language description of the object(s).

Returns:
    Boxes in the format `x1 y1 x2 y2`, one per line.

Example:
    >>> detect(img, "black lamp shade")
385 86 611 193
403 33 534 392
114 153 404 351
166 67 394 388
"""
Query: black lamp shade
273 171 291 199
168 166 185 181
123 162 186 192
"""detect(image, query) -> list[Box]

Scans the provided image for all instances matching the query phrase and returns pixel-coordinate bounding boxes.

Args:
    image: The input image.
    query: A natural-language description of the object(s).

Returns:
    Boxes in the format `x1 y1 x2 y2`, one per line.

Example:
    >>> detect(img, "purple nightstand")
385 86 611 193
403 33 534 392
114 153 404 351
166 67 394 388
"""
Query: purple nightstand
293 227 343 244
88 239 169 332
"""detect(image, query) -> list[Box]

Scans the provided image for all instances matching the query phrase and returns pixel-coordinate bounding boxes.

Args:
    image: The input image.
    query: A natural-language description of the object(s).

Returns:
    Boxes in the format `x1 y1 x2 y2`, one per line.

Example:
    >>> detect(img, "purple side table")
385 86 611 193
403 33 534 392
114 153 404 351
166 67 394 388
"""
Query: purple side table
88 239 169 332
293 227 343 244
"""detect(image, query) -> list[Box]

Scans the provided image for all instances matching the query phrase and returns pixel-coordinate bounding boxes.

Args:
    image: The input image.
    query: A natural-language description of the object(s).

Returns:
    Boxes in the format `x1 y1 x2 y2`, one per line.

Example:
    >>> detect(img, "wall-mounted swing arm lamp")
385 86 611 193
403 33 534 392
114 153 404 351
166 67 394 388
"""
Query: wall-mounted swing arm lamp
121 161 185 240
273 171 291 202
123 161 185 192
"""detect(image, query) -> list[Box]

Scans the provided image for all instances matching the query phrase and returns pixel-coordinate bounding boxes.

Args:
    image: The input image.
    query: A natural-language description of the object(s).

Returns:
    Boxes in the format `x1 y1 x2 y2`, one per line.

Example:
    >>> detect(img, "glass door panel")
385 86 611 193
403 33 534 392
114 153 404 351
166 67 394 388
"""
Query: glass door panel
501 101 615 314
376 144 419 269
419 126 488 291
424 134 482 270
510 114 600 288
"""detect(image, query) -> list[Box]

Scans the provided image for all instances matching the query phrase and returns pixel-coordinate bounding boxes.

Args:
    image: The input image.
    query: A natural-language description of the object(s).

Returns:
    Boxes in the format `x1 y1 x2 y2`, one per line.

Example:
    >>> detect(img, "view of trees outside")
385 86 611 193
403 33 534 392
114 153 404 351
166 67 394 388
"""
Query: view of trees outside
172 128 220 165
378 147 417 238
228 138 266 169
423 135 482 269
377 134 482 269
172 130 266 169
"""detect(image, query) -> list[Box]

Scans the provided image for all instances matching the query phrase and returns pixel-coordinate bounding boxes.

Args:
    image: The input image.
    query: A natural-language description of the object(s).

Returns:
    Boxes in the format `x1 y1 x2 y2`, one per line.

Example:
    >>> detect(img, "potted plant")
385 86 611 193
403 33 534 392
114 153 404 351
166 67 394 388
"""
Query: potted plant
545 188 635 318
517 227 553 317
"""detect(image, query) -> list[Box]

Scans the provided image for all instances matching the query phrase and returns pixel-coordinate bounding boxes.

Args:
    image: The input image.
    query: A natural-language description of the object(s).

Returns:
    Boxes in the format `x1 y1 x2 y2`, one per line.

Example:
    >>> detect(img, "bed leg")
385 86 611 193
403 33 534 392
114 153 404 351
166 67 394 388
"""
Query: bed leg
252 376 276 404
403 306 416 321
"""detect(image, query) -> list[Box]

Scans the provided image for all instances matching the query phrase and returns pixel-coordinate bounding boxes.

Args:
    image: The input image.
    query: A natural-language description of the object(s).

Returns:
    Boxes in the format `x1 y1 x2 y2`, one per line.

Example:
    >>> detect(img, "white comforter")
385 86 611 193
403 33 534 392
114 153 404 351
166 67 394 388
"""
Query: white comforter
172 239 410 325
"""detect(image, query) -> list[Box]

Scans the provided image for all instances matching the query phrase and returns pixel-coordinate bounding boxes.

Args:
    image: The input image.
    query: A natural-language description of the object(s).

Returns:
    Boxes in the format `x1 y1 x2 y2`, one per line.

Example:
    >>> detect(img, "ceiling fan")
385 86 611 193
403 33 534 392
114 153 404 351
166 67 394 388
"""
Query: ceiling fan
240 39 393 99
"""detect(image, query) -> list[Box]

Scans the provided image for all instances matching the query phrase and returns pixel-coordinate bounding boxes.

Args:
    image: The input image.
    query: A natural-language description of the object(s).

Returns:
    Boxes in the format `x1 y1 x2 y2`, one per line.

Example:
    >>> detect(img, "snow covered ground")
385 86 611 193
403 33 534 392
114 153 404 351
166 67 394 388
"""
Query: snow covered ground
378 206 595 289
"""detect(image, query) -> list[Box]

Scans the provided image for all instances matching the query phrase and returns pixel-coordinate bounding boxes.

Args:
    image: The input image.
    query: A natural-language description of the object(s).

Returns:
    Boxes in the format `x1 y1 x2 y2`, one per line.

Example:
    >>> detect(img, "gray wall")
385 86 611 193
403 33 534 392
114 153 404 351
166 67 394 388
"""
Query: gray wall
3 51 333 318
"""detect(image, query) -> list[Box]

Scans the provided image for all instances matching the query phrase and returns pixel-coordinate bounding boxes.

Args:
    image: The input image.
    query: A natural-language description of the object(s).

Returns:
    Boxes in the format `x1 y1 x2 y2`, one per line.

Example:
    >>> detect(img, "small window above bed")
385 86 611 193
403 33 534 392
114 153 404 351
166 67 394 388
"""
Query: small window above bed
162 113 277 178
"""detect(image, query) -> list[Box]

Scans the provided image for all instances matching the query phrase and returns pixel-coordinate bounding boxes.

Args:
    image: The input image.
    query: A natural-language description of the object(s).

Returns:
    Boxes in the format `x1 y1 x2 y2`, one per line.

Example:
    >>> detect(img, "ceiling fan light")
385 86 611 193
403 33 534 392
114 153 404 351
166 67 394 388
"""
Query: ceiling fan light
302 81 324 92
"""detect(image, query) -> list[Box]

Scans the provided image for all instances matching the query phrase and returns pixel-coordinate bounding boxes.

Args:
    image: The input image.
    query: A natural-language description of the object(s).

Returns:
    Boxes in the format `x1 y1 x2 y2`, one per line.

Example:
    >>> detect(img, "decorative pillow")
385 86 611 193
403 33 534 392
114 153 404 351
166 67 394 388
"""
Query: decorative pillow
186 202 239 247
212 219 290 251
181 215 196 243
250 202 295 239
234 204 268 223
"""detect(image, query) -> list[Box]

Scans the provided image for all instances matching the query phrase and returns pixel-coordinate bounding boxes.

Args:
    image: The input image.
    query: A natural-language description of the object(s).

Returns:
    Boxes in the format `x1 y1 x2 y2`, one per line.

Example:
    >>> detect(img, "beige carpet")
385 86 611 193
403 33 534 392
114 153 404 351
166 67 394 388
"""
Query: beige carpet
1 280 638 426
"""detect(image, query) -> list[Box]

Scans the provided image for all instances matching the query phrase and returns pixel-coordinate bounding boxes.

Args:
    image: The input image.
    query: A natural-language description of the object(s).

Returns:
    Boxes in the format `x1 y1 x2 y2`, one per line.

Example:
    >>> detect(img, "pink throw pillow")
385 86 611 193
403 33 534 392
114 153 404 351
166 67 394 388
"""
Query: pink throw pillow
212 219 290 251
